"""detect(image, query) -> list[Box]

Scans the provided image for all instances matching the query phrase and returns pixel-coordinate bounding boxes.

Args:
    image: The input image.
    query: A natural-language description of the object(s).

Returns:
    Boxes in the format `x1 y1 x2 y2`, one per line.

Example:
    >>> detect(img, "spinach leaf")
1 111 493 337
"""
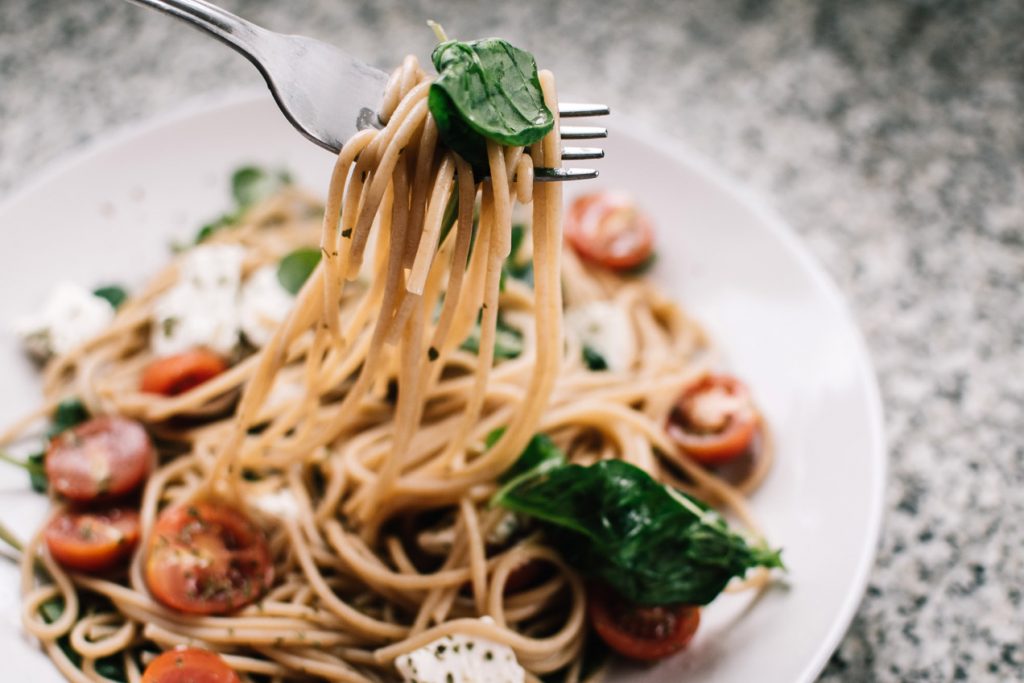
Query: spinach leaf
92 285 128 309
39 597 127 682
581 344 608 371
2 398 89 493
493 458 783 606
277 247 322 295
429 38 554 174
500 224 534 292
194 166 292 244
48 397 90 438
232 166 292 208
460 314 523 361
488 429 566 486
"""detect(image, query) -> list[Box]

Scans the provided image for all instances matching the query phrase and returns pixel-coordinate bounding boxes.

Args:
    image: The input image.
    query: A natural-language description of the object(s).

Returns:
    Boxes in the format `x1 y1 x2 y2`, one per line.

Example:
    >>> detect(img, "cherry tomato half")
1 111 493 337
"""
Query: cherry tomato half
145 502 273 615
141 648 240 683
141 349 229 396
565 192 655 271
45 416 155 502
589 586 700 661
667 374 759 465
45 507 141 573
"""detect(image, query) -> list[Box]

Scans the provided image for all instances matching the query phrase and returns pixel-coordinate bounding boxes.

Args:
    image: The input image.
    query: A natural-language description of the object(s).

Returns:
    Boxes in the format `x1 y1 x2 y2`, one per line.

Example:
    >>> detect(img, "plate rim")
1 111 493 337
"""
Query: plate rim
0 88 887 683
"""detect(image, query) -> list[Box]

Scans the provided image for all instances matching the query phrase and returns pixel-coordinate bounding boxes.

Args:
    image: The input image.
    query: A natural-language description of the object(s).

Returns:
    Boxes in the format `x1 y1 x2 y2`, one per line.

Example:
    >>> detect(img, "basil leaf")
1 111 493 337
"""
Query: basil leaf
40 597 127 682
92 285 127 310
27 451 47 493
429 38 554 174
48 398 89 438
581 344 608 371
460 315 523 360
500 224 533 292
493 458 783 606
232 166 292 208
195 212 238 244
277 247 322 295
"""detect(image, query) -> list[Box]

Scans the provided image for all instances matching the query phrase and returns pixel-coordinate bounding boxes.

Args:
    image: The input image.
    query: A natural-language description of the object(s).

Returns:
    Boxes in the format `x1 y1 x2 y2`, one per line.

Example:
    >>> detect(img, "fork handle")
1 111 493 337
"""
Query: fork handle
127 0 269 63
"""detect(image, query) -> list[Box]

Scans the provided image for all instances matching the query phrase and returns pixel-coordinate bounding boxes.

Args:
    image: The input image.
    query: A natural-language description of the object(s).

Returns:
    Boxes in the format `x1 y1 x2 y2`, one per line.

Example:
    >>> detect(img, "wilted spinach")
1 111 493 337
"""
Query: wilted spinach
0 397 89 493
493 449 783 606
195 166 292 244
277 247 322 295
429 38 554 174
460 314 523 361
92 285 128 309
581 344 608 371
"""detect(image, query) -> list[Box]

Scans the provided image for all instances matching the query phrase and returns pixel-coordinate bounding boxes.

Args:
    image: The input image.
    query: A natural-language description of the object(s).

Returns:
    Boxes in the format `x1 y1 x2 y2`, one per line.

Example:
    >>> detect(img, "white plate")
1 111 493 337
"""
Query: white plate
0 92 885 682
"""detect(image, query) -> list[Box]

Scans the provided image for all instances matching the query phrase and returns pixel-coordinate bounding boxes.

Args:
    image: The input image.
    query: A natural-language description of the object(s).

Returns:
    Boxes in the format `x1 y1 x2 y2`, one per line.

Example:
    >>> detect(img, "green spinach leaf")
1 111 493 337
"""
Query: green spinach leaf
92 285 128 309
277 247 322 295
232 166 292 208
429 38 554 173
581 344 608 371
493 457 783 606
460 314 523 360
48 397 90 438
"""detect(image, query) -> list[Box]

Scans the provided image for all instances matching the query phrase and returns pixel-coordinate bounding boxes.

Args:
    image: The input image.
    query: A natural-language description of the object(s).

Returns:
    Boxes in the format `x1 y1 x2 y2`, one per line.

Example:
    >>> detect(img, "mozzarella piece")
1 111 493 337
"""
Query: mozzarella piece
239 264 296 348
395 618 524 683
151 245 245 357
250 488 300 520
565 301 636 372
15 282 115 359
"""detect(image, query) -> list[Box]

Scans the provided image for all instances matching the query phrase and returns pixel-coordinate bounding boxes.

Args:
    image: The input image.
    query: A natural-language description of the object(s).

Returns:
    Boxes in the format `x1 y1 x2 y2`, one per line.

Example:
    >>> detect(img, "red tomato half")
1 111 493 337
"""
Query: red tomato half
667 374 759 465
45 416 155 502
44 507 141 573
565 192 655 271
141 349 228 396
589 586 700 661
145 502 273 615
141 648 240 683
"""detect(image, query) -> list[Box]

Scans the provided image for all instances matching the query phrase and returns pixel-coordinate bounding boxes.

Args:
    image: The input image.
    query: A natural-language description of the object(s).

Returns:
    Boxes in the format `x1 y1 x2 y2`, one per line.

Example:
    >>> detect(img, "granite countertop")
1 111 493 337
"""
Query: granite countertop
1 0 1021 680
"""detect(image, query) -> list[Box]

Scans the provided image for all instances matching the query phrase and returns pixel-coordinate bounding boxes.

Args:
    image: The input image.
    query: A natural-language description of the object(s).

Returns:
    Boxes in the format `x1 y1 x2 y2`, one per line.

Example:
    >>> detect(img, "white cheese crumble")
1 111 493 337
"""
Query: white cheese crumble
15 282 115 359
250 488 300 520
239 264 296 348
395 618 524 683
151 245 245 357
565 301 636 372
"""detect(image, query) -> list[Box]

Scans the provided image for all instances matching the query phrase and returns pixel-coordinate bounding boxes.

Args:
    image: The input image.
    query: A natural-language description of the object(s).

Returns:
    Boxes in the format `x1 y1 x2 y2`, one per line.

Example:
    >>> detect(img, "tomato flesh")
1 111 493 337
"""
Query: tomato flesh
141 648 240 683
141 349 228 396
145 502 272 615
667 374 759 465
589 586 700 661
44 507 141 573
565 192 655 271
45 416 155 502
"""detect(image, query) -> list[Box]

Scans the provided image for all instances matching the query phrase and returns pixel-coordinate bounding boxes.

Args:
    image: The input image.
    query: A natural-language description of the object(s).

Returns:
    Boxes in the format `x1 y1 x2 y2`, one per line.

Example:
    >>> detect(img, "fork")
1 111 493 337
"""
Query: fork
126 0 608 181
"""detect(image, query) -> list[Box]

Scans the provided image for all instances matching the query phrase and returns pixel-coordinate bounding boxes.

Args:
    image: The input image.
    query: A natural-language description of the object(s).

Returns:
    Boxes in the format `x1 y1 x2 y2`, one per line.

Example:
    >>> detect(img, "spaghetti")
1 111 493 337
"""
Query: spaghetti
8 52 776 683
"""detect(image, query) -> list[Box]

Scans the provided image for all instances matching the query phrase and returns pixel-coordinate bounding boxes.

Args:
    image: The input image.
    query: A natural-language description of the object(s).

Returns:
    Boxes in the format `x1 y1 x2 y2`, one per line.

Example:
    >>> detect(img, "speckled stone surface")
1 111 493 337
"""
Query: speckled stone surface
1 0 1022 680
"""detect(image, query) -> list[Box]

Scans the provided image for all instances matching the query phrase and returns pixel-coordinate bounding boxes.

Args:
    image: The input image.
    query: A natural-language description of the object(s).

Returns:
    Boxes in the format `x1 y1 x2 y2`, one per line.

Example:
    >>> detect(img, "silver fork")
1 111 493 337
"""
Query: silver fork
126 0 608 181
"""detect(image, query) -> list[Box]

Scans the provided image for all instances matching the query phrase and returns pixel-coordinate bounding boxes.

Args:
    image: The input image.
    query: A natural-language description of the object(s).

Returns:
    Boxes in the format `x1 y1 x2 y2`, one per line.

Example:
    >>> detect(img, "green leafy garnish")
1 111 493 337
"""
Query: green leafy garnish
493 452 783 606
428 35 554 174
276 247 322 295
581 344 608 371
500 224 534 291
1 398 89 493
48 398 90 439
460 315 523 360
194 166 292 244
232 166 293 209
39 597 127 682
92 285 128 309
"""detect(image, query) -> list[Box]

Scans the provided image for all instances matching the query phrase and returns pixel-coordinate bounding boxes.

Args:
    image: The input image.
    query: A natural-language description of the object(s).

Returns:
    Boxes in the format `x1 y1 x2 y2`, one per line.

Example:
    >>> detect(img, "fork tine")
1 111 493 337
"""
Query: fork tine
561 146 605 161
534 167 599 182
558 102 611 117
560 125 608 140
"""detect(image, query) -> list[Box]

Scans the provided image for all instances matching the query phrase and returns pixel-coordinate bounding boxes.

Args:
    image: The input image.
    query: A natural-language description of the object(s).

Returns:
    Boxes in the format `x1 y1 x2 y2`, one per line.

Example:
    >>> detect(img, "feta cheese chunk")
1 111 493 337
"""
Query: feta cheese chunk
395 618 524 683
239 264 296 348
565 301 636 372
250 488 300 520
15 282 115 359
151 245 245 357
